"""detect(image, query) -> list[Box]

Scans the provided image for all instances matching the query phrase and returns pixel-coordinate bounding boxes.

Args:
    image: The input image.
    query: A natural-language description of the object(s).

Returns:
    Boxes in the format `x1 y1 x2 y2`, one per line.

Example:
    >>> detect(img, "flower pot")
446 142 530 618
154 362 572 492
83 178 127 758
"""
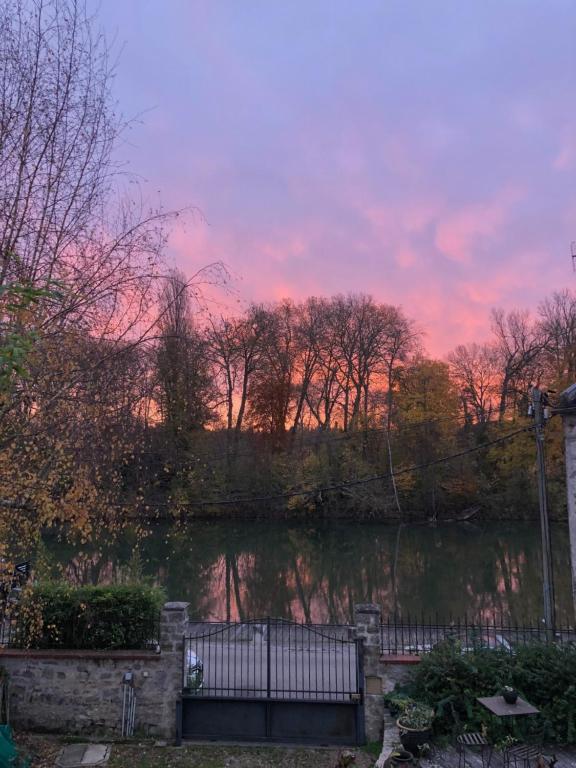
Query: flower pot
384 749 415 766
502 688 518 704
397 720 431 754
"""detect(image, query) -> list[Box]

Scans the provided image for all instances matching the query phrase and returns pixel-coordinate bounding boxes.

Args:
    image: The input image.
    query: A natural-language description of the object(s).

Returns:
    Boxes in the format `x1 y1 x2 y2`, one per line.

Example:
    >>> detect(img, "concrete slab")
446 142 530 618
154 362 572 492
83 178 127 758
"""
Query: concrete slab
55 744 111 768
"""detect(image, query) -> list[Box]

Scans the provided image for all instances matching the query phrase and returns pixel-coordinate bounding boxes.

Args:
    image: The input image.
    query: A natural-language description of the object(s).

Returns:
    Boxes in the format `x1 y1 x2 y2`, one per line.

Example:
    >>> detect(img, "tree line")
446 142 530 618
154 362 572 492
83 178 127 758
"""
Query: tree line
157 272 576 436
146 275 575 521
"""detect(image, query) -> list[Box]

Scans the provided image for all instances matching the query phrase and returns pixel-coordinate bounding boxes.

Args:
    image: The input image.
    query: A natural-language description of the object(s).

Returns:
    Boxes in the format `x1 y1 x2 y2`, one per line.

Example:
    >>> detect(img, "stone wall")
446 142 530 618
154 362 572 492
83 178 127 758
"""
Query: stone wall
353 603 420 743
0 599 416 745
0 601 188 739
354 603 384 743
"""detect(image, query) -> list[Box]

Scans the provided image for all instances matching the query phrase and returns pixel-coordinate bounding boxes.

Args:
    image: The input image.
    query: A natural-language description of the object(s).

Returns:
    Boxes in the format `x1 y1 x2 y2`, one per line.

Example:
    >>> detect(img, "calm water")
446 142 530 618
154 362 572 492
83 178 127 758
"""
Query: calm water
38 520 574 625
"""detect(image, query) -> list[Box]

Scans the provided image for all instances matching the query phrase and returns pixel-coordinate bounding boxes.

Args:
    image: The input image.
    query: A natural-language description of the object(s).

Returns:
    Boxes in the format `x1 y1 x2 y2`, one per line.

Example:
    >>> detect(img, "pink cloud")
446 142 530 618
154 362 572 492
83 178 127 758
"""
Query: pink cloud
362 199 439 273
434 189 523 264
394 246 417 269
165 183 565 359
402 283 493 356
553 133 576 171
261 236 307 263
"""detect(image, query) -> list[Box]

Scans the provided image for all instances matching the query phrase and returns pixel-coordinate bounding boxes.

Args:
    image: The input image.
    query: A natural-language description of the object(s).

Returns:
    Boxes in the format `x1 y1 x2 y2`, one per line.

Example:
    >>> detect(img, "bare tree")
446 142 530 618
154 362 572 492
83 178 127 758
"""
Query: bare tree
247 301 297 435
538 289 576 384
205 316 241 431
0 0 118 286
491 308 546 421
0 0 230 538
304 299 344 430
156 270 214 436
290 298 324 433
448 342 499 424
233 305 266 435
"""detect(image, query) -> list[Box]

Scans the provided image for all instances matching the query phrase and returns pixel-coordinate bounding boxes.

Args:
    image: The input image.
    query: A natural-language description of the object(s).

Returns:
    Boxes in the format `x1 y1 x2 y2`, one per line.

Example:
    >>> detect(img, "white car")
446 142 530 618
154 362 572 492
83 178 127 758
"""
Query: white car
185 648 204 692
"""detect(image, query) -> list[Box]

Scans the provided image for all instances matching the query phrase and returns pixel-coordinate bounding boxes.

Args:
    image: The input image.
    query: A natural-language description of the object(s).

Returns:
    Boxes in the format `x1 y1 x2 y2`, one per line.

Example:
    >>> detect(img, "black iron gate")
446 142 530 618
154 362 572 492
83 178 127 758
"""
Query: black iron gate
177 618 365 745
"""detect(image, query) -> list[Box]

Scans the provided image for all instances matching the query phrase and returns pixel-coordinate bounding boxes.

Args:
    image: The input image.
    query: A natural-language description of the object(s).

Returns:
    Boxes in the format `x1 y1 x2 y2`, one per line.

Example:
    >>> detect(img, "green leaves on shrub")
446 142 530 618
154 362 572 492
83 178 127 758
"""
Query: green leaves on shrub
396 640 576 745
17 583 165 650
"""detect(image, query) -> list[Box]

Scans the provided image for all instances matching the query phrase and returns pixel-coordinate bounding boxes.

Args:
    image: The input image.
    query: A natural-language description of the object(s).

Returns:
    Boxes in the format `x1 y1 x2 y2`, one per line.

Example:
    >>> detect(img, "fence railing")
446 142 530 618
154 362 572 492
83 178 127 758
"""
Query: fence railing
0 612 18 647
184 617 362 701
381 614 576 656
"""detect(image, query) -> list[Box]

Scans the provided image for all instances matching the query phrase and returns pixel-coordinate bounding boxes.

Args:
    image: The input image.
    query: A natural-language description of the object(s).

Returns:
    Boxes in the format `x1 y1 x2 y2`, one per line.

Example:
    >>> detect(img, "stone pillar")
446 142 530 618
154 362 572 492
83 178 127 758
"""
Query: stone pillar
158 601 189 740
354 603 384 743
562 413 576 622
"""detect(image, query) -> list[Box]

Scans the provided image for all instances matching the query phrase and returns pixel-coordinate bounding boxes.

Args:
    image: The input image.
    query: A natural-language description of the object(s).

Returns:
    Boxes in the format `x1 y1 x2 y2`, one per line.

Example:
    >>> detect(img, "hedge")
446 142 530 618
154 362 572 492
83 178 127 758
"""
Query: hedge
15 583 165 650
392 639 576 744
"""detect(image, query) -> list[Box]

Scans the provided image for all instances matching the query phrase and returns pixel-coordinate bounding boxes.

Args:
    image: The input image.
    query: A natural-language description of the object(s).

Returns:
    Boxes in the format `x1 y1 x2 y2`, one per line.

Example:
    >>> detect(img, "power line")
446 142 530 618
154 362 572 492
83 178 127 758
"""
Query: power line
181 424 534 508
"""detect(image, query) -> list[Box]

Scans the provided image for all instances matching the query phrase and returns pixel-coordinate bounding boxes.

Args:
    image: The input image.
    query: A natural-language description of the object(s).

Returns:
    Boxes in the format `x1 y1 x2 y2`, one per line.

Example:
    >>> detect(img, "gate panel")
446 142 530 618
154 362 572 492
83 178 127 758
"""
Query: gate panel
180 618 364 745
269 700 357 743
182 698 267 740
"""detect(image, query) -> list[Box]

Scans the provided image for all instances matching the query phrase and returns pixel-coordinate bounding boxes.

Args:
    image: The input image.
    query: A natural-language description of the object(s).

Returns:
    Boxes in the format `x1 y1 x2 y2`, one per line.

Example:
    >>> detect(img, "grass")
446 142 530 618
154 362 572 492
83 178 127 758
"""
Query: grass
362 741 383 758
110 743 376 768
16 734 375 768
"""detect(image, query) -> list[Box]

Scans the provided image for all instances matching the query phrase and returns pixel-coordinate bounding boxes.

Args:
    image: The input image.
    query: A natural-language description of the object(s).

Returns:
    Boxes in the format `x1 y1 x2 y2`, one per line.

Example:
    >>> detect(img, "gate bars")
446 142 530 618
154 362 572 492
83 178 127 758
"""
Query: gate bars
184 618 363 702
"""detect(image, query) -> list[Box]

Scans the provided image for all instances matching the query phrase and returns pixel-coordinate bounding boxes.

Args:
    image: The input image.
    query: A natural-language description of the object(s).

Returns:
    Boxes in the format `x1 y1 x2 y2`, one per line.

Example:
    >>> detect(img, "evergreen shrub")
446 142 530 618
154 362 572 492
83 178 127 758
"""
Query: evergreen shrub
16 583 164 650
393 640 576 744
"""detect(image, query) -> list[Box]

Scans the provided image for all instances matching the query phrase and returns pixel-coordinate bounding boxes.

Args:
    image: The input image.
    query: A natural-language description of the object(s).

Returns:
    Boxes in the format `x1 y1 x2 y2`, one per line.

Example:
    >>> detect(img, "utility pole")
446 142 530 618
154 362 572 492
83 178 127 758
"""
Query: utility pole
558 384 576 622
531 386 556 631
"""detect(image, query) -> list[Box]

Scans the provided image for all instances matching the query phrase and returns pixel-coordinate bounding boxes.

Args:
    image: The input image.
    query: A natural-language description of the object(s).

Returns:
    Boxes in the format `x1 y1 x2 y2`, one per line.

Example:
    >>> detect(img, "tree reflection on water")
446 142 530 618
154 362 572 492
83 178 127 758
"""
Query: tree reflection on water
41 519 573 626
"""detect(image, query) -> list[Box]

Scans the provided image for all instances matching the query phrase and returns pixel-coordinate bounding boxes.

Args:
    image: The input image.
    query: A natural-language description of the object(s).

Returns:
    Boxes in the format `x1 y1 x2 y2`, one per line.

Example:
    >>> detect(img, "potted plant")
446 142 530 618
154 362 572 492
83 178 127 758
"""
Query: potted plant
384 692 415 717
501 685 518 704
384 748 415 766
397 702 434 754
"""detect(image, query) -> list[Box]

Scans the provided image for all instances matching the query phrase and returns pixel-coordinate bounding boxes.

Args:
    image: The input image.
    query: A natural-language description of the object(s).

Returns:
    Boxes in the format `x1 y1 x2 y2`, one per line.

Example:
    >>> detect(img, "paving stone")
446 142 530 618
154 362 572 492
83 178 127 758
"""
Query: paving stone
55 743 111 767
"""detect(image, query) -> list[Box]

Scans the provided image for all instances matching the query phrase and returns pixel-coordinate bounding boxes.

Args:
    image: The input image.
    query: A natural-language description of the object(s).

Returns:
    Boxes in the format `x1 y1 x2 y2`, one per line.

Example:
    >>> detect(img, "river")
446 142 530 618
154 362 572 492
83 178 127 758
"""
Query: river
36 519 574 626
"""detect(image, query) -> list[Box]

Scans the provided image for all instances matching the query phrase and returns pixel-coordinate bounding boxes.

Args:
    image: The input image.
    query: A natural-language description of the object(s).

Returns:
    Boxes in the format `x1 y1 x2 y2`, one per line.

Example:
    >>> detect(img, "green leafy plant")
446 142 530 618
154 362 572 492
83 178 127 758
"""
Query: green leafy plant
384 692 416 716
0 278 62 391
397 703 434 730
16 582 165 650
493 734 518 752
393 639 576 744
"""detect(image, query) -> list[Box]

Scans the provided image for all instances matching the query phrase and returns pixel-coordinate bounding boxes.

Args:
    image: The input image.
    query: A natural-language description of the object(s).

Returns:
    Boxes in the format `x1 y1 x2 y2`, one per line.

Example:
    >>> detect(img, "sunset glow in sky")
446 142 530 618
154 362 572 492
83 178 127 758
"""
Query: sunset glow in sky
99 1 576 354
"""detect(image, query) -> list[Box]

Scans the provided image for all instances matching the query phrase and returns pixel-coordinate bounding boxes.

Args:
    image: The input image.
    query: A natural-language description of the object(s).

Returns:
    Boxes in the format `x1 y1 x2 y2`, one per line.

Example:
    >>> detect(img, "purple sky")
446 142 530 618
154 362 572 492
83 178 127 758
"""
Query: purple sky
98 1 576 354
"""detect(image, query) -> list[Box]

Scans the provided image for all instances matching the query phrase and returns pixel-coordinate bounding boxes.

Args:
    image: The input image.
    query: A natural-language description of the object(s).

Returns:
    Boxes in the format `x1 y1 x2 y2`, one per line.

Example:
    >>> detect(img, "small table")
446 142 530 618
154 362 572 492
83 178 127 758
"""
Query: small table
477 696 540 718
477 697 541 767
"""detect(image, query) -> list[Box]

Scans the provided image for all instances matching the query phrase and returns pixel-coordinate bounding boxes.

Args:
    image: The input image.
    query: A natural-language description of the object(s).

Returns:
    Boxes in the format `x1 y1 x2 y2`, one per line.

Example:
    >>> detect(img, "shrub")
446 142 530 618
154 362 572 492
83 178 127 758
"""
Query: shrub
512 644 576 744
394 640 576 744
16 583 165 650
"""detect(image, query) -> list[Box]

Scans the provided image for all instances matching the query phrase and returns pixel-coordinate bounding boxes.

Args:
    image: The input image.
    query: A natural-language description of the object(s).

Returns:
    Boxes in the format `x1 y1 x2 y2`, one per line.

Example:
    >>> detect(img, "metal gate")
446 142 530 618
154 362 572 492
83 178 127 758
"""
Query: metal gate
177 618 365 745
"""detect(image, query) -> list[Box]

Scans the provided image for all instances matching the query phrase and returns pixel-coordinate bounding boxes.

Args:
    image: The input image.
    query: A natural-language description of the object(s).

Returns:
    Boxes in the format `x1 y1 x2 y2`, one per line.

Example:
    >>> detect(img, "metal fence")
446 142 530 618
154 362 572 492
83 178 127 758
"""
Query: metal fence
0 562 29 647
184 618 361 701
381 614 576 656
0 612 18 647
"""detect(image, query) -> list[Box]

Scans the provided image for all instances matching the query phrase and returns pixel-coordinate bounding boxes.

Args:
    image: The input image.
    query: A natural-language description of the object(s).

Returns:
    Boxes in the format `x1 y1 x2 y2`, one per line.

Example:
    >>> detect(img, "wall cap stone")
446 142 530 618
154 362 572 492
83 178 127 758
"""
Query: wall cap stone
163 602 189 612
380 654 421 665
0 649 162 661
354 603 381 615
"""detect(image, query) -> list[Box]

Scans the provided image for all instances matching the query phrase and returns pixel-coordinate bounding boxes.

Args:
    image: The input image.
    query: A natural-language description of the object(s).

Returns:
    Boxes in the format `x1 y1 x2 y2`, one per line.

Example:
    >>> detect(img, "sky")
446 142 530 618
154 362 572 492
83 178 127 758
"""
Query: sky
97 0 576 355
